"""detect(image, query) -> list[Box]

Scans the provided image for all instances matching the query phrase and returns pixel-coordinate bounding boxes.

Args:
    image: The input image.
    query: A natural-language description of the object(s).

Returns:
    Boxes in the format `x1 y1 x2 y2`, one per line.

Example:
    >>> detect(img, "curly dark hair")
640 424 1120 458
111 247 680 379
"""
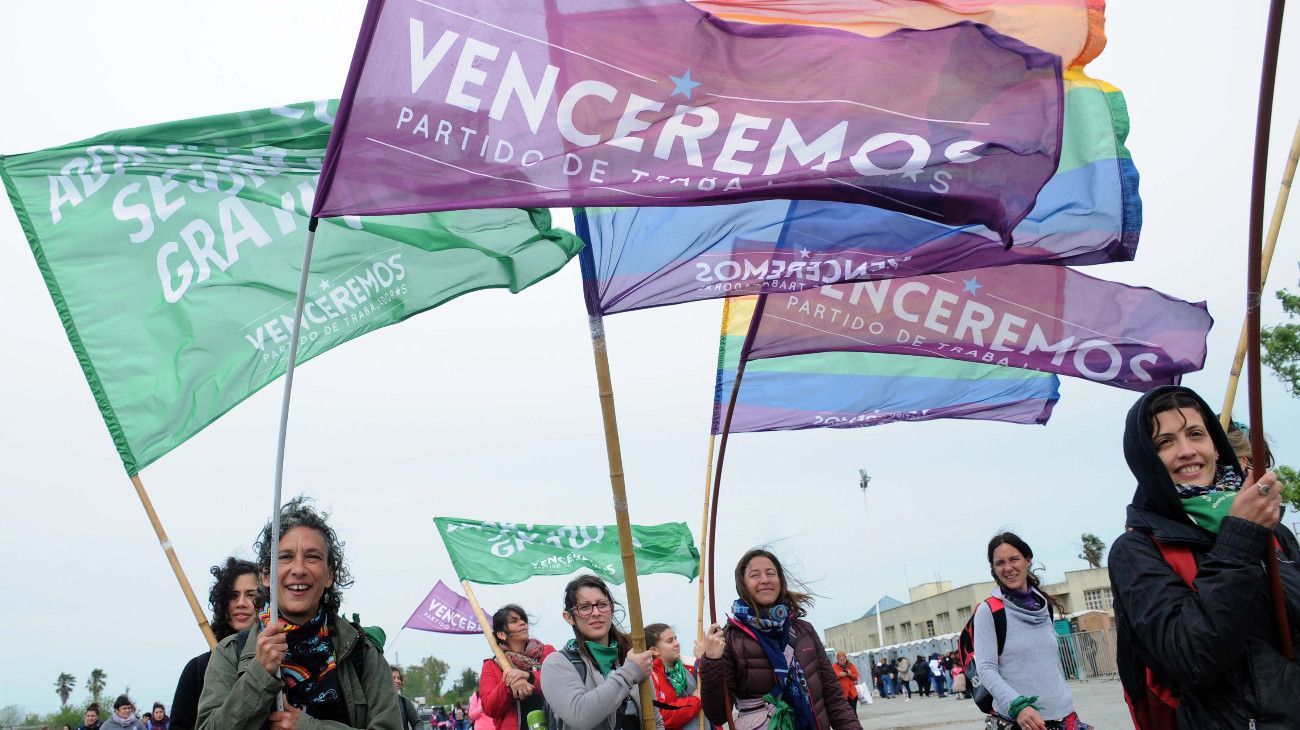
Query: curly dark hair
208 556 261 640
254 496 353 615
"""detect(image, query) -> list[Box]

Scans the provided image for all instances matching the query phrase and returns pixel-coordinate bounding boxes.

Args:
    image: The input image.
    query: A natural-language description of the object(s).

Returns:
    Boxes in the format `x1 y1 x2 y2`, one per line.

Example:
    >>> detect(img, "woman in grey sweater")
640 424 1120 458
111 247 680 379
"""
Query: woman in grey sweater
973 533 1089 730
540 575 663 730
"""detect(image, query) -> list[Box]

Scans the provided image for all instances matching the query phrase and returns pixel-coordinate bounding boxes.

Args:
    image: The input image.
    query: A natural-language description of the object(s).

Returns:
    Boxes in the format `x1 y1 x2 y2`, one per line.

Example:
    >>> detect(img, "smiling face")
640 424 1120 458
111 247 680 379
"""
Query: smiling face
263 526 334 624
743 556 782 609
227 572 259 632
496 609 531 649
1152 407 1218 486
992 543 1029 592
564 586 614 643
84 709 98 725
653 628 681 664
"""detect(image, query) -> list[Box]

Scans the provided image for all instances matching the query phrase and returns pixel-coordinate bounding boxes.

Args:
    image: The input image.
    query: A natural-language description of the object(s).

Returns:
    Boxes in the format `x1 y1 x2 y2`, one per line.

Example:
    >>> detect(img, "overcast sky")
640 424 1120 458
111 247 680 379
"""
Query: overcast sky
1 0 1298 717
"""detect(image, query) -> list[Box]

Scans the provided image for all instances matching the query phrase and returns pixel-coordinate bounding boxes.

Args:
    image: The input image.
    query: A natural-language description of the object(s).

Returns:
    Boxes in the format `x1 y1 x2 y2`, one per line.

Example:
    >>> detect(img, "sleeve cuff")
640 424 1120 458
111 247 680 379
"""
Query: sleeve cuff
246 659 286 693
1212 517 1271 562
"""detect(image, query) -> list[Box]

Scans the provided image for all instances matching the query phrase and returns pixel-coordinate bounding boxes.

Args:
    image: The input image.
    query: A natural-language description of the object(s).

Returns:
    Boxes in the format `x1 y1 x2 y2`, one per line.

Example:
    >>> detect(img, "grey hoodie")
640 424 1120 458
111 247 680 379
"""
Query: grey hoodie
540 645 665 730
972 586 1073 721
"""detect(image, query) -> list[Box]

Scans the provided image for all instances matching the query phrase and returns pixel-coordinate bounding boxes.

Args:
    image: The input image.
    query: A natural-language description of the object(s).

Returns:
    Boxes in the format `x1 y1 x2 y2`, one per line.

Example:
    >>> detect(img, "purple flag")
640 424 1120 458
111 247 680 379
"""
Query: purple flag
746 265 1212 391
403 580 482 635
315 0 1063 240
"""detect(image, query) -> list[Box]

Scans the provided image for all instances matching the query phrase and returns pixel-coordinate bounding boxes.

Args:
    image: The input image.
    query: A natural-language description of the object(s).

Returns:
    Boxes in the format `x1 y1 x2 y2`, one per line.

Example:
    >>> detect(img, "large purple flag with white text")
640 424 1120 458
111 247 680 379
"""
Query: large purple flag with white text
746 266 1212 391
315 0 1063 241
403 580 482 635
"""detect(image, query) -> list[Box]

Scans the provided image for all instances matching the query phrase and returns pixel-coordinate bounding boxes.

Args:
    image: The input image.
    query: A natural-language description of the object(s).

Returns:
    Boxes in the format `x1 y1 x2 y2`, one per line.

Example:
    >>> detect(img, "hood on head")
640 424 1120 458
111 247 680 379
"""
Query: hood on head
1123 385 1240 524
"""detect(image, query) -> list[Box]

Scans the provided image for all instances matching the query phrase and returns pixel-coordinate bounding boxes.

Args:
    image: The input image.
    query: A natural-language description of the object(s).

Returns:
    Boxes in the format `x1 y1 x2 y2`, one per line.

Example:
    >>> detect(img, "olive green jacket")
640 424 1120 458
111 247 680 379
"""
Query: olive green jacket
197 614 401 730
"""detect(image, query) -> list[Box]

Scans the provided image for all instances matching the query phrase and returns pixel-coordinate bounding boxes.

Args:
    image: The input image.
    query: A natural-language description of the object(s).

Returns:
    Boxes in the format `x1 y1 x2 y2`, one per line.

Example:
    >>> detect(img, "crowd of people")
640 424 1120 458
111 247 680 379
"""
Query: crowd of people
63 385 1296 730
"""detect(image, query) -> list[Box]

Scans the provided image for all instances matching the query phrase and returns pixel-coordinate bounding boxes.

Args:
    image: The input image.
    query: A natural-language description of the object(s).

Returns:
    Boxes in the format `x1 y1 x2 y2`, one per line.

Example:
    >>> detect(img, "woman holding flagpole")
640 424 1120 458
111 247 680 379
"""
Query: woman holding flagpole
540 575 663 730
479 604 556 730
644 623 703 730
698 548 861 730
197 497 402 729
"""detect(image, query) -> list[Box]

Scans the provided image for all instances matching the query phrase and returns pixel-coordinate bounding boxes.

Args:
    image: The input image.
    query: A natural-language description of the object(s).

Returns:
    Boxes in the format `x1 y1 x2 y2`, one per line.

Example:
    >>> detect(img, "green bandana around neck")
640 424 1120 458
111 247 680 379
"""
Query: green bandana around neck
586 639 619 677
665 660 690 696
1182 490 1237 535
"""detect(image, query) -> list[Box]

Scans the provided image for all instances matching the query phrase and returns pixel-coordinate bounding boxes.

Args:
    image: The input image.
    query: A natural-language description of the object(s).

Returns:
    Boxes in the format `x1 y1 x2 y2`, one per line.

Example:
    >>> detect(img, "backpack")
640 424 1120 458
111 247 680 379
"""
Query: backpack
957 597 1006 714
1121 539 1197 730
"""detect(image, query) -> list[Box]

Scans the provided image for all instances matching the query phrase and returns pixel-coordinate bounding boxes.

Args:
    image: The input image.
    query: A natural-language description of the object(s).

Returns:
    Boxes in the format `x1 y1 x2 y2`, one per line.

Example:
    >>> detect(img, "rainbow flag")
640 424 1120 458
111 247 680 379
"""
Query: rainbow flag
691 0 1107 69
713 297 1058 433
582 69 1138 314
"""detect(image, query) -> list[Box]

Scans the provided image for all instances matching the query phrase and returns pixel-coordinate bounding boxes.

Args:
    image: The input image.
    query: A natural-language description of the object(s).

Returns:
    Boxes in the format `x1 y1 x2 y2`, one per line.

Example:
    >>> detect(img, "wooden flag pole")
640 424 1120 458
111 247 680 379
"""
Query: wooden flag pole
1221 117 1300 428
587 308 657 730
696 433 716 641
573 224 655 730
707 292 771 624
130 474 217 648
462 580 512 671
1244 0 1293 660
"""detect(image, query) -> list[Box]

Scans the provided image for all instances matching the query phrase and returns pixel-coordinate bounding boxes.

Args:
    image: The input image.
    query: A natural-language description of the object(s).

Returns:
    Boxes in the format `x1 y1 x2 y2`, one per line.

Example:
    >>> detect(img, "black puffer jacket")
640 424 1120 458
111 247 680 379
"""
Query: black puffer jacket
1109 385 1300 729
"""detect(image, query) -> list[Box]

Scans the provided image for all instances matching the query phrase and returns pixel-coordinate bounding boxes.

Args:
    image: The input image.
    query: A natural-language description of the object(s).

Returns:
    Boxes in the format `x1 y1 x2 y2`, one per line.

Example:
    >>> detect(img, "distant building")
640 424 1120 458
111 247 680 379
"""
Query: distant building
824 567 1113 655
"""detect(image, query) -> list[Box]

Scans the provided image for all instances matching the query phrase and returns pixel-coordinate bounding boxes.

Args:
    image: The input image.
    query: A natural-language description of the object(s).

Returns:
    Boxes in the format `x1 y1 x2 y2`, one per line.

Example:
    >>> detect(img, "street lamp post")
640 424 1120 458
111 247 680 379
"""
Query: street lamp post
859 469 885 651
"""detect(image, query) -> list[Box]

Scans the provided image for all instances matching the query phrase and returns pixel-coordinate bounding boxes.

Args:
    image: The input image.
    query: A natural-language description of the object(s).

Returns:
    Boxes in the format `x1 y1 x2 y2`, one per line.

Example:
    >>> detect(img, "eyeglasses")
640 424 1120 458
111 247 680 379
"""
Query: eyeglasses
571 600 613 617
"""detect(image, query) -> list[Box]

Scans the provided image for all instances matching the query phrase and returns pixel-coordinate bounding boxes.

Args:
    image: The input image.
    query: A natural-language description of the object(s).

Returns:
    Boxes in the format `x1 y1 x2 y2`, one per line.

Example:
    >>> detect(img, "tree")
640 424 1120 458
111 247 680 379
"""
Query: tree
402 656 450 702
443 667 481 706
0 705 23 728
87 668 108 706
1279 464 1299 513
54 672 76 708
1261 285 1300 396
1078 533 1106 569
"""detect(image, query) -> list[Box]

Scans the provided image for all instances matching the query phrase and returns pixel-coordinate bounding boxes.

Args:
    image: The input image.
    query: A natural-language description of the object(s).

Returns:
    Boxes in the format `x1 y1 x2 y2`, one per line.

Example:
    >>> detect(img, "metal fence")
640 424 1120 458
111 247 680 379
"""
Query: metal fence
1056 628 1119 680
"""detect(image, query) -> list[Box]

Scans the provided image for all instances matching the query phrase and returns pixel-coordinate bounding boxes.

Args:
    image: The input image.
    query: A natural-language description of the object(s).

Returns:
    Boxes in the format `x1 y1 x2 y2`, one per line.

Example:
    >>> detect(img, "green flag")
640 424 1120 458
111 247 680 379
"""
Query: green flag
0 100 583 475
434 517 699 585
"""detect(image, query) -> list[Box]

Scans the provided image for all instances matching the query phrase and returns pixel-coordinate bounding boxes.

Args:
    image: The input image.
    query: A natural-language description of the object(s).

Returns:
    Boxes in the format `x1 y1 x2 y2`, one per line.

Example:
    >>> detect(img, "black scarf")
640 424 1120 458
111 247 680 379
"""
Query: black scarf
262 609 347 721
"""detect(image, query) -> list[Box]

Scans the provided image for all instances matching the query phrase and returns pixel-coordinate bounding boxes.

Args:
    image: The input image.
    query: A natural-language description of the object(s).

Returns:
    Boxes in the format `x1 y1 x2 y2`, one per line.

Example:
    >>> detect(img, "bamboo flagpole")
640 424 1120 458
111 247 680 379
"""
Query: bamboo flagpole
575 223 656 730
696 434 716 642
1243 0 1293 660
130 474 217 648
1221 117 1300 427
462 580 512 671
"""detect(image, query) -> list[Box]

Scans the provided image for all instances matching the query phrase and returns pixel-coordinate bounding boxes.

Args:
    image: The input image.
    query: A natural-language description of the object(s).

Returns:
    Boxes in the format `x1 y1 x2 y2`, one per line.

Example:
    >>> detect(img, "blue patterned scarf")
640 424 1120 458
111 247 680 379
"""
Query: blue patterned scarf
731 601 816 730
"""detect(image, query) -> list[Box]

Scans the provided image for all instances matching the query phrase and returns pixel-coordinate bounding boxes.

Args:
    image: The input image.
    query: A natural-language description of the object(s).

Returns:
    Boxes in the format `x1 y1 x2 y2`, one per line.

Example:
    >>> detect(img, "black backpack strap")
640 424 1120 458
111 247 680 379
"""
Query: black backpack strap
560 645 588 683
992 603 1007 656
233 627 252 658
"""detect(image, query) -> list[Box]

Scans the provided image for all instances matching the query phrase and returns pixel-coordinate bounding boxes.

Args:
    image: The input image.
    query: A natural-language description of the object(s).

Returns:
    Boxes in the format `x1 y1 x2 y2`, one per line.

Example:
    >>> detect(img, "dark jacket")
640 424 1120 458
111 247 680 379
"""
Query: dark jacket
698 617 860 730
1109 385 1300 729
170 651 211 730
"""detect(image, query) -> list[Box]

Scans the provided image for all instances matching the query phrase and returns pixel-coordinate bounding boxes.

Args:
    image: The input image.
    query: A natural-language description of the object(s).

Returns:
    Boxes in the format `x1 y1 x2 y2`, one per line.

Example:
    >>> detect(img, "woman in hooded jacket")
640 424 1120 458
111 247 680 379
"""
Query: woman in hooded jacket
1109 385 1300 728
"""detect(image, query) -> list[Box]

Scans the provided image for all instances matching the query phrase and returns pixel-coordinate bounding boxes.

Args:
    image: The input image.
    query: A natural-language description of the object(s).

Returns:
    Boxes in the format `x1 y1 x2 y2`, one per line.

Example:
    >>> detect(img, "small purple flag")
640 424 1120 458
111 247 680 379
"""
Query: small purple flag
746 265 1212 391
403 580 482 635
315 0 1062 240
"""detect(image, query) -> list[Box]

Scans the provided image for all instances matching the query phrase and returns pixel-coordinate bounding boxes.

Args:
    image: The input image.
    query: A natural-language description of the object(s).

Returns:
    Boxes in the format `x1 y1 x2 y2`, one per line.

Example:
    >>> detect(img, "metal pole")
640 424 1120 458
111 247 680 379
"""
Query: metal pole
858 470 884 649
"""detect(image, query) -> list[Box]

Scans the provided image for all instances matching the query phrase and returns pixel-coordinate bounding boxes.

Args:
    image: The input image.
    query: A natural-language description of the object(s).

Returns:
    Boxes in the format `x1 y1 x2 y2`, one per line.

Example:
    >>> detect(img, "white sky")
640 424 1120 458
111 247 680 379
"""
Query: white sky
1 0 1298 717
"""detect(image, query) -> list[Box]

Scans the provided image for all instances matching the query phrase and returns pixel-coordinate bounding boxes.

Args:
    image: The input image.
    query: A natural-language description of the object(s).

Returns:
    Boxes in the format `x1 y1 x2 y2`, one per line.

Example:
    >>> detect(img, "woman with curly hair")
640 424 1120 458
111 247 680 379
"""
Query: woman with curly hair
168 557 261 730
197 497 401 729
698 548 860 730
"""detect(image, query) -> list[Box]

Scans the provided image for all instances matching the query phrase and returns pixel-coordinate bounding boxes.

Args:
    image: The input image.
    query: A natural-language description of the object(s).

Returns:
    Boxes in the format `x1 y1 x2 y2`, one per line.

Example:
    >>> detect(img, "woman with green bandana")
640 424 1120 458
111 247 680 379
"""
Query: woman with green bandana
644 623 702 730
540 575 663 730
1110 385 1299 729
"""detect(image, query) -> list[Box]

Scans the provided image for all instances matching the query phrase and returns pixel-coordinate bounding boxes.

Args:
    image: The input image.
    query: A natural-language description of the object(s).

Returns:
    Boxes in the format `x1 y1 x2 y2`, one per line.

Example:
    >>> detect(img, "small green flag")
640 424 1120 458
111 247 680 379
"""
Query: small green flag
0 100 582 474
434 517 700 585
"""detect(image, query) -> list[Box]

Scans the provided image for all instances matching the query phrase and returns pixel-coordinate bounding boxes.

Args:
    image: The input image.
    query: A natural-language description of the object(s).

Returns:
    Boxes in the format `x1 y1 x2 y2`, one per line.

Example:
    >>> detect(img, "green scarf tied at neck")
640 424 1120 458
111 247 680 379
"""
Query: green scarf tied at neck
586 640 619 677
1182 490 1237 535
665 660 690 696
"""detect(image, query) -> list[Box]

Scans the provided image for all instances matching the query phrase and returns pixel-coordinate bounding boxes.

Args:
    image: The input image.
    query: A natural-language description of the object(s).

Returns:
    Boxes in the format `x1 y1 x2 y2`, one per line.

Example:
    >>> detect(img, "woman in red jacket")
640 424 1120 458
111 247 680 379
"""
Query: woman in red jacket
645 623 702 730
478 604 556 730
698 548 862 730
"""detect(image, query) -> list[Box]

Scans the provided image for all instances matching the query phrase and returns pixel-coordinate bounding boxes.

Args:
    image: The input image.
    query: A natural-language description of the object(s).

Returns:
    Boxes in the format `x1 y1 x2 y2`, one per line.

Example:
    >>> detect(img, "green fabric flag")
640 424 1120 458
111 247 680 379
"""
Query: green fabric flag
434 517 700 585
0 100 583 475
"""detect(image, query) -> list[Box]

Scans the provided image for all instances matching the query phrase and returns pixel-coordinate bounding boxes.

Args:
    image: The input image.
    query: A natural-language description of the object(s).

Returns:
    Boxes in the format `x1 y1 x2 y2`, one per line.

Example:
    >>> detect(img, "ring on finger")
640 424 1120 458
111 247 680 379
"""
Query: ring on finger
1257 482 1272 495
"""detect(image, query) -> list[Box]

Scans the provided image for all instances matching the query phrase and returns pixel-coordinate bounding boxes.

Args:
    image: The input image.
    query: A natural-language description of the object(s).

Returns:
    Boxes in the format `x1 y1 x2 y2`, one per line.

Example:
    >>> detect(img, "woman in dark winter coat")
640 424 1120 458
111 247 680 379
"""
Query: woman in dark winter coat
698 548 861 730
912 656 930 698
1109 385 1300 728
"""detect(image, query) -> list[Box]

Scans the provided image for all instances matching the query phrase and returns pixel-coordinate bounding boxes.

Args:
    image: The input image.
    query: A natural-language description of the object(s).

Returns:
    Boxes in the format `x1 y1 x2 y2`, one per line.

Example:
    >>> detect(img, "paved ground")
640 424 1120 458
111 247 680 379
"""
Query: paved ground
855 679 1132 729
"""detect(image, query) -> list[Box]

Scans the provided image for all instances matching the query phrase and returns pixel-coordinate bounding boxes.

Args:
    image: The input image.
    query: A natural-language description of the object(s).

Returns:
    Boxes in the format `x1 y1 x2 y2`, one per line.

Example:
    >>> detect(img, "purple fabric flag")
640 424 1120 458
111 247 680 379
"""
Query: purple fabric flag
315 0 1063 240
403 580 482 635
746 266 1212 391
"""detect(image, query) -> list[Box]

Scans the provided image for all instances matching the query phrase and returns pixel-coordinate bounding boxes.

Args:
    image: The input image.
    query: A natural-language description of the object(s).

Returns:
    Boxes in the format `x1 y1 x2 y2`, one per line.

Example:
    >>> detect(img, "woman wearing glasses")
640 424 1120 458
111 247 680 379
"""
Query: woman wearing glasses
540 575 663 730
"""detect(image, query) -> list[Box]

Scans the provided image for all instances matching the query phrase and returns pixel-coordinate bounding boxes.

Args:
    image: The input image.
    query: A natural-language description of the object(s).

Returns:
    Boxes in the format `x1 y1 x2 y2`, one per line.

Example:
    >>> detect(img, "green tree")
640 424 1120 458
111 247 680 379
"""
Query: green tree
403 655 450 702
1278 464 1299 513
443 667 481 706
55 672 77 708
1078 533 1106 568
0 705 23 728
87 668 108 706
1261 286 1300 396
